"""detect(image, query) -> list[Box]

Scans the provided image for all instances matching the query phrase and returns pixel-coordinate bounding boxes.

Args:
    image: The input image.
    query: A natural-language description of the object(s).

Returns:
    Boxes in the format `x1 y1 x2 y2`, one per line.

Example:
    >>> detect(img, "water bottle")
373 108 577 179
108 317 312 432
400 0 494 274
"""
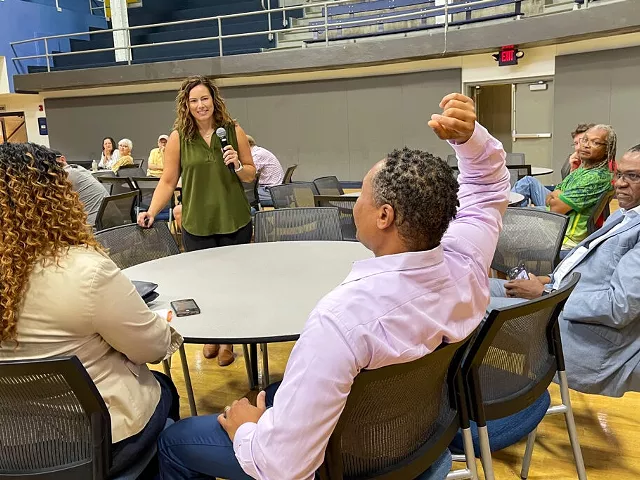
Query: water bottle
91 160 98 172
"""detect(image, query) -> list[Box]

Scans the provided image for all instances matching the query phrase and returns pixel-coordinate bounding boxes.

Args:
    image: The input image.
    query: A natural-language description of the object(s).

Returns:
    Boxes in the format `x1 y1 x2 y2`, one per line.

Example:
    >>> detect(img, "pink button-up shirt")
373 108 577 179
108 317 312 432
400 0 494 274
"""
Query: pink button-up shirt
234 123 510 479
251 145 285 186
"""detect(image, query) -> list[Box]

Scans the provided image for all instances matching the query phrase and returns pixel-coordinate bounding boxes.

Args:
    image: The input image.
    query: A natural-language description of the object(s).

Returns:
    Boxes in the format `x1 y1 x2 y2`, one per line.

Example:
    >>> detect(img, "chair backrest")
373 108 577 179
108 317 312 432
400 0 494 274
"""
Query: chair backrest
506 164 532 188
269 182 319 209
116 166 146 178
586 189 615 235
283 164 298 184
94 222 180 269
314 195 357 241
462 274 580 424
451 165 460 181
491 207 569 276
97 176 136 196
242 171 261 210
94 191 139 232
506 153 526 166
318 340 472 480
313 176 344 195
0 356 110 479
129 176 160 209
134 157 145 171
254 207 343 242
446 154 458 167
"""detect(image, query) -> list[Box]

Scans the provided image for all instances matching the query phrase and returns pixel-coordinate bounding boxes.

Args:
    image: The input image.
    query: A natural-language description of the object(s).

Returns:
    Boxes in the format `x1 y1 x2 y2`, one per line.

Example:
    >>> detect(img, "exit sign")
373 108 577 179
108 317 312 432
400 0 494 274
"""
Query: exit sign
493 45 524 66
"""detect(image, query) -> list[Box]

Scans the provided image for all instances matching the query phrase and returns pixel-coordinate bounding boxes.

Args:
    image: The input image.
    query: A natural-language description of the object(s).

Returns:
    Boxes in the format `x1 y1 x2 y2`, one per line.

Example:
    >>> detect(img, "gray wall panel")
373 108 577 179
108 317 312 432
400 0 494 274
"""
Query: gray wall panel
553 46 640 181
46 69 461 181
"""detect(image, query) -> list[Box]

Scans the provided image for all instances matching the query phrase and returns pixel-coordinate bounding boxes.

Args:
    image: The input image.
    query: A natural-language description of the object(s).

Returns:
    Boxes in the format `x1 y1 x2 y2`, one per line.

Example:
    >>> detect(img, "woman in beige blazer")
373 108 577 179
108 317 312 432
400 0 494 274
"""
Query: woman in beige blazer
0 142 182 476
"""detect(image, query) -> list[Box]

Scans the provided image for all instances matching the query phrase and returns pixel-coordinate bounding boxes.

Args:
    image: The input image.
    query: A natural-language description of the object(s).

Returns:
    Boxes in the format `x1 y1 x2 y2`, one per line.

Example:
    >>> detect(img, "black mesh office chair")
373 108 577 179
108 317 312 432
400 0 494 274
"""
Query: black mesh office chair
254 208 342 242
94 222 180 270
269 182 319 209
506 153 526 166
97 176 136 196
0 356 168 479
116 165 146 178
0 356 110 478
586 189 615 235
318 340 478 480
314 195 357 241
283 164 298 184
243 172 261 210
313 176 344 195
94 191 139 232
491 207 569 276
506 165 532 188
134 158 145 171
129 176 159 209
462 274 585 480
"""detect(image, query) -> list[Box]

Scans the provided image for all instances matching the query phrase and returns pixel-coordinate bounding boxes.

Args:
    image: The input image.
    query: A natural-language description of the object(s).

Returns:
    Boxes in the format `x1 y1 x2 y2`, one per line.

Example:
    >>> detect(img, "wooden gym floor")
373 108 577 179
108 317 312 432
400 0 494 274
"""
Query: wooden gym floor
151 341 640 479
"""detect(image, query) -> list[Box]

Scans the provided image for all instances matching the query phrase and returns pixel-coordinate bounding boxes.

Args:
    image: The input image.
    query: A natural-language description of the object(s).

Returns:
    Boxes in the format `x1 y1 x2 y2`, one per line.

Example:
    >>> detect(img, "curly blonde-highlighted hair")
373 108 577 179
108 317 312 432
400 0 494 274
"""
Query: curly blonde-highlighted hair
0 143 103 343
173 75 233 142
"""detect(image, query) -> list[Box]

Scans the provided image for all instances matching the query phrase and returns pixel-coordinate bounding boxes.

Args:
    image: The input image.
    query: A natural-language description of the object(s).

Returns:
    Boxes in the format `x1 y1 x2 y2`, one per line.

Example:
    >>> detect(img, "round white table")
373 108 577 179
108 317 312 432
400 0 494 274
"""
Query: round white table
531 167 553 176
123 241 372 414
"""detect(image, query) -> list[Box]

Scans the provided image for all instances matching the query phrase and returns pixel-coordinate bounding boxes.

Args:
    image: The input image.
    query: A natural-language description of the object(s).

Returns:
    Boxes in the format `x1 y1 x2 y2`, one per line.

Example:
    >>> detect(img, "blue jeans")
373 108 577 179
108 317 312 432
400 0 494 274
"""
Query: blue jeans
487 278 529 310
512 176 552 207
258 186 273 207
158 383 278 479
158 383 447 479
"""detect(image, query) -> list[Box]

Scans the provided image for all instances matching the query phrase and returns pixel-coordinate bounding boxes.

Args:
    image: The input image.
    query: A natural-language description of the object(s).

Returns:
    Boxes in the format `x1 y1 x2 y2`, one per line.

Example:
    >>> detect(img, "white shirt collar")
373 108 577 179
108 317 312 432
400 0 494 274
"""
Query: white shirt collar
617 204 640 218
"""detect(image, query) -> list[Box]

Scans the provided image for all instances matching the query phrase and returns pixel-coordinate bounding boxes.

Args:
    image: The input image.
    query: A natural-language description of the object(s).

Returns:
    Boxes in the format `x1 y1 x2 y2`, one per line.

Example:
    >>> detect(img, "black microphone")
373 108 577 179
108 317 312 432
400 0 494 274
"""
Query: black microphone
216 127 236 174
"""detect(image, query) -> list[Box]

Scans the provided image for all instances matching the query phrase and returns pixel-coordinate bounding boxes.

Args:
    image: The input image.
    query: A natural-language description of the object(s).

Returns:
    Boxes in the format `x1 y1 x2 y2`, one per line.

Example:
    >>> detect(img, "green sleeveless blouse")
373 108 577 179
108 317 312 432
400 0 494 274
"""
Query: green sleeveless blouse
180 123 251 236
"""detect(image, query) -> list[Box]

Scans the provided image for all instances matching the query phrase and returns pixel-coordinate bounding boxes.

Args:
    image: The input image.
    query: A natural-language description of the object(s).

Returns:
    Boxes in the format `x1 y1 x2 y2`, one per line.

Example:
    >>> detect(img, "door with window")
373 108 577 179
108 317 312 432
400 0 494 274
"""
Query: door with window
468 80 555 182
0 112 28 144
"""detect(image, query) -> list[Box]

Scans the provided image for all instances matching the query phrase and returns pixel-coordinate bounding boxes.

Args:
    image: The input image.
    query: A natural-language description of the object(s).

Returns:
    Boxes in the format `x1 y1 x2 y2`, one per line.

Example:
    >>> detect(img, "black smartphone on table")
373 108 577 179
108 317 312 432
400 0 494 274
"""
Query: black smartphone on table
170 299 201 317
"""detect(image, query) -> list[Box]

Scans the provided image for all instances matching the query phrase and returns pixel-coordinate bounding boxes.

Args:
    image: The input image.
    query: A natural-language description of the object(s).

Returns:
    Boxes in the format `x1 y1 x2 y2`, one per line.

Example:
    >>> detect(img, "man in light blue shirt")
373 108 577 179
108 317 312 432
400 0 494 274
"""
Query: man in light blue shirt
489 144 640 397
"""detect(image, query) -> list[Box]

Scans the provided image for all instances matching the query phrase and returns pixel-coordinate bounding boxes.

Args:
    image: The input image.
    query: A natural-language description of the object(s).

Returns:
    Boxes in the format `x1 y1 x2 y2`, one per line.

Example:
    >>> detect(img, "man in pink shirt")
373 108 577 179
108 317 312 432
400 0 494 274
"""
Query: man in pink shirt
158 93 510 479
246 135 284 207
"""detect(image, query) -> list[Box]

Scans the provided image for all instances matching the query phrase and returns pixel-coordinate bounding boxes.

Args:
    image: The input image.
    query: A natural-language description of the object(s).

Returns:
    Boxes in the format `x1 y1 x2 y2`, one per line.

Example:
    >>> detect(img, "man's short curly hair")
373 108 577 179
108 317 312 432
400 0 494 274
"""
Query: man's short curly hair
372 147 459 251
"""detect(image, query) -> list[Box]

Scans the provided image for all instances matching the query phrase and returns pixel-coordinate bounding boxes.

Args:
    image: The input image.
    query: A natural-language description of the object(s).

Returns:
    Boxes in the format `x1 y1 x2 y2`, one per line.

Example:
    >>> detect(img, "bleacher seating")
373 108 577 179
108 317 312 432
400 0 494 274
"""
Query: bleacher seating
29 0 287 72
22 0 525 73
306 0 522 43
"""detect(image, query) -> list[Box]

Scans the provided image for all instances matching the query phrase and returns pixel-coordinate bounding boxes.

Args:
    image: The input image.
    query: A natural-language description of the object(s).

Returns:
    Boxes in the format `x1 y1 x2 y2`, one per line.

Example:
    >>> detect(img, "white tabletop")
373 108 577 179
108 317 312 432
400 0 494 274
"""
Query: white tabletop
342 192 360 197
509 192 524 205
123 241 372 343
531 167 553 176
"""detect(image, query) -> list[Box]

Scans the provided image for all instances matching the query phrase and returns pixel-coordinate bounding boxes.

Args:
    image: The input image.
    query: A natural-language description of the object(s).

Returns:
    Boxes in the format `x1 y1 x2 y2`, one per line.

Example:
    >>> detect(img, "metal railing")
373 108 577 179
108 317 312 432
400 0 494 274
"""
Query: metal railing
9 0 574 73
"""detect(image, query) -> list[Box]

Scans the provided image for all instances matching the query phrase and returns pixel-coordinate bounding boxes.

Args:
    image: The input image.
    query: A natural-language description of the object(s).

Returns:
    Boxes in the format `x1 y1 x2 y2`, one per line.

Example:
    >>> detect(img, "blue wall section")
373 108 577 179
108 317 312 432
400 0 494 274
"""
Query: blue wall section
0 0 107 91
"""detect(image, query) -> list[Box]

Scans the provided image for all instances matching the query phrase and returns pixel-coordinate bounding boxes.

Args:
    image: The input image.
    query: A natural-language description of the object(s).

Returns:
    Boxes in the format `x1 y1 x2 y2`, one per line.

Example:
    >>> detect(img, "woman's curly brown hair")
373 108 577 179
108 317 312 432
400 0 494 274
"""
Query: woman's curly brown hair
173 75 233 142
0 143 103 344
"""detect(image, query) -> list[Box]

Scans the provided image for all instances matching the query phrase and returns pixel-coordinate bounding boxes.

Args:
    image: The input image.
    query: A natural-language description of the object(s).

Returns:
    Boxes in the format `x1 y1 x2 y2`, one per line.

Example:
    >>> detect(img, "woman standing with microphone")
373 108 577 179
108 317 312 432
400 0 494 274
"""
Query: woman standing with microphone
138 75 256 366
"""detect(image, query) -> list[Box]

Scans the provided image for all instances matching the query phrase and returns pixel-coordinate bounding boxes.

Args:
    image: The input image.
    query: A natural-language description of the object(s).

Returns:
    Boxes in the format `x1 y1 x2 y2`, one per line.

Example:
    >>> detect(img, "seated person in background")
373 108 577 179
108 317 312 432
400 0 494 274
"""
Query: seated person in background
560 123 595 179
111 138 135 173
148 134 169 178
489 144 640 397
0 142 183 476
54 150 108 226
98 136 120 169
157 93 510 479
246 134 284 207
513 124 615 251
